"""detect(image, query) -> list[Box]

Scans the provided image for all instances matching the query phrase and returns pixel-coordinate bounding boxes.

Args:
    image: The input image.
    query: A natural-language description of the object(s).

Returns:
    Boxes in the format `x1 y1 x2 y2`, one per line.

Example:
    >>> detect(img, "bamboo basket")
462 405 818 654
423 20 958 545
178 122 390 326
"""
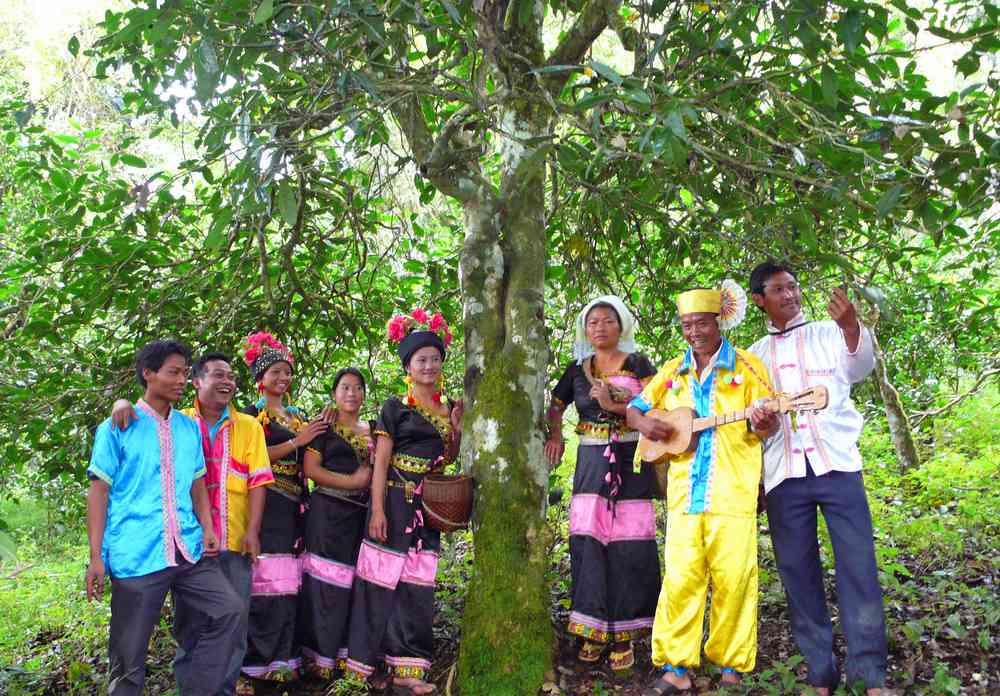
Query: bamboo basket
421 474 474 533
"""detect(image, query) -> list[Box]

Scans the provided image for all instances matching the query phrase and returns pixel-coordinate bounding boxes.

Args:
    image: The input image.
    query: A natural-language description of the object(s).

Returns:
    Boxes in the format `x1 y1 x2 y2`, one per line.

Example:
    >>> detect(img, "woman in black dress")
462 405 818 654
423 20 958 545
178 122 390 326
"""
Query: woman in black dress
298 367 373 680
545 296 661 674
239 332 327 691
346 310 462 695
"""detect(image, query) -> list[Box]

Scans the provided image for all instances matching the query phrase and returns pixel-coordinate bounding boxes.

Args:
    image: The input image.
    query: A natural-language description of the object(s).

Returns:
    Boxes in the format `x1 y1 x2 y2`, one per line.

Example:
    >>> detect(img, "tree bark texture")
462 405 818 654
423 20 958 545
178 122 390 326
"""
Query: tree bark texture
872 329 921 472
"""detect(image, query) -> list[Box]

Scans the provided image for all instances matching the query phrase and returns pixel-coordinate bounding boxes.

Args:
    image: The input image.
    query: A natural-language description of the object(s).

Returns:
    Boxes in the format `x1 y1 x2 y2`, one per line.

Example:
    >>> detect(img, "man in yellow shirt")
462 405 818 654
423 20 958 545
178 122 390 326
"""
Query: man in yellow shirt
112 352 273 696
628 285 777 694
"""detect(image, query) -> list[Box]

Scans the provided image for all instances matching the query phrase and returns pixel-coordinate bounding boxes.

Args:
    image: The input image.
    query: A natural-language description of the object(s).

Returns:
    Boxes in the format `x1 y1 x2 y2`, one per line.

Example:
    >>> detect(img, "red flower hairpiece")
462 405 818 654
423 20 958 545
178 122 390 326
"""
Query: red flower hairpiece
242 331 293 367
387 309 453 347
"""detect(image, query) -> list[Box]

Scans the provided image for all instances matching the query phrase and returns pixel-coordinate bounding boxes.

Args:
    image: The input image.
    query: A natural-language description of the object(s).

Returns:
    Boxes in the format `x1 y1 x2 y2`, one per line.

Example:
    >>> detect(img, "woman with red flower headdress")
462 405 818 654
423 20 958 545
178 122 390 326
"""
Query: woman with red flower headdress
238 332 327 692
346 310 462 695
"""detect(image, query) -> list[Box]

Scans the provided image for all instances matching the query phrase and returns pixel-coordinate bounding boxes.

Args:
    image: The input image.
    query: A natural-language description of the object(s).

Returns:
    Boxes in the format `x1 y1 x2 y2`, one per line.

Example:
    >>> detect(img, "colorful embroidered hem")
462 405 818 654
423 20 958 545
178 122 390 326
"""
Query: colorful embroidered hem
568 620 609 643
391 664 428 680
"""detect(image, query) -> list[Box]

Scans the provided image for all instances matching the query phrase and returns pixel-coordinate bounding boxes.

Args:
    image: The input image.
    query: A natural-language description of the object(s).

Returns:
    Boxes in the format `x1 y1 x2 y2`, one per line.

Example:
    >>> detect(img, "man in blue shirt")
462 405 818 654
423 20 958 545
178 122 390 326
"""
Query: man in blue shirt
85 340 243 696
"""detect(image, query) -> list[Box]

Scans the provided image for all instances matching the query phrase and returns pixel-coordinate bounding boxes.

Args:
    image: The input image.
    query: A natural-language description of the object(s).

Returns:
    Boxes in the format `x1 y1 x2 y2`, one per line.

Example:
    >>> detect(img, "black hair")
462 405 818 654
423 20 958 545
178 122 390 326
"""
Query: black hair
192 352 232 379
585 301 622 330
749 260 798 296
135 340 192 388
332 367 366 393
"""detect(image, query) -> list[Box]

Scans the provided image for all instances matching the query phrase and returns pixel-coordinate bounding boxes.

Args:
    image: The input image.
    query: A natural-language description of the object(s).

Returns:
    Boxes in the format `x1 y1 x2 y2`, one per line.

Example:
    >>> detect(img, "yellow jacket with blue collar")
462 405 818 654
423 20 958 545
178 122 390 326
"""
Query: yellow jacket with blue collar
629 337 772 517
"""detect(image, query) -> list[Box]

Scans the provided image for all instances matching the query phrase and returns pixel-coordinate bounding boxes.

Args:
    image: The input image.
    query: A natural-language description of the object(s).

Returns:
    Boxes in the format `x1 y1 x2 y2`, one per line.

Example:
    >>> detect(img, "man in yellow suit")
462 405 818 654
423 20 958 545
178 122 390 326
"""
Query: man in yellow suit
628 284 778 694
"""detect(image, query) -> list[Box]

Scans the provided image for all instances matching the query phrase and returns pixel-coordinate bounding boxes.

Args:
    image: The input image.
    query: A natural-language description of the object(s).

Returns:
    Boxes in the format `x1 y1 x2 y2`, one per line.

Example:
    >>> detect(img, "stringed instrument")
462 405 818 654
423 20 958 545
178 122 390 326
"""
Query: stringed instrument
638 386 828 464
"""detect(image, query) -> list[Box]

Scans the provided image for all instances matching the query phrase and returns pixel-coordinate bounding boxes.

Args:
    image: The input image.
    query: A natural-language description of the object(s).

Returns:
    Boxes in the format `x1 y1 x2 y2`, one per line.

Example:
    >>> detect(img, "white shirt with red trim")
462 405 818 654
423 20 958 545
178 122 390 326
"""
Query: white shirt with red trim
748 313 874 494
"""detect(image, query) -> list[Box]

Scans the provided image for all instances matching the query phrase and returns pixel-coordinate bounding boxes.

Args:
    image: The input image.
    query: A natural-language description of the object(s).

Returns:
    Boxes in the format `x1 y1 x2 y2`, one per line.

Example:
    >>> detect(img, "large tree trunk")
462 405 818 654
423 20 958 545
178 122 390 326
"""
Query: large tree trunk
871 328 921 472
390 2 611 690
455 110 553 696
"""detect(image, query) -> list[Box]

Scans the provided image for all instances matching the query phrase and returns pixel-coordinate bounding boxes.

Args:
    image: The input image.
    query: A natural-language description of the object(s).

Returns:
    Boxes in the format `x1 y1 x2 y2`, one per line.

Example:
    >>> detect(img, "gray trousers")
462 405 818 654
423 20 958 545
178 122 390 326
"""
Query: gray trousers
108 555 242 696
766 466 887 689
174 551 252 695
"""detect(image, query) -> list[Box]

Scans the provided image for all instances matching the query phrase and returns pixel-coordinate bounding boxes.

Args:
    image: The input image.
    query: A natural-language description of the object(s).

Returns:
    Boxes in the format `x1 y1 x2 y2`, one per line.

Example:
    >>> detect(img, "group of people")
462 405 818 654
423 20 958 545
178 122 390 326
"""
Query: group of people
84 259 888 696
546 261 888 695
86 310 460 695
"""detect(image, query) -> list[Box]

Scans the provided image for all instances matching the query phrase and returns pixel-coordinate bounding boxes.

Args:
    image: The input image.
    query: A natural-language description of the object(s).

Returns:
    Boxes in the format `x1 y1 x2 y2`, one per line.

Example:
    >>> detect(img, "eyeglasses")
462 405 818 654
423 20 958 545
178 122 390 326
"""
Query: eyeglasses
763 282 800 294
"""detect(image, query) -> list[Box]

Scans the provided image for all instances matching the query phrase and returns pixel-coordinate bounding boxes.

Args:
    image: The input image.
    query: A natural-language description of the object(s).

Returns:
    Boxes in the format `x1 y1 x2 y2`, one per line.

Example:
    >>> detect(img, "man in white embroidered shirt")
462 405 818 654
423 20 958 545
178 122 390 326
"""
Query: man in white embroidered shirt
748 261 887 695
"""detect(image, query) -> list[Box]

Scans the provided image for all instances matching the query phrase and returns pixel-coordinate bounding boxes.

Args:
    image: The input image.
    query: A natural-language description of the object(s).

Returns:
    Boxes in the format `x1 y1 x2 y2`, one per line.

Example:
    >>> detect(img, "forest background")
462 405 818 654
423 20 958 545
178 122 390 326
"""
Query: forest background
0 0 997 693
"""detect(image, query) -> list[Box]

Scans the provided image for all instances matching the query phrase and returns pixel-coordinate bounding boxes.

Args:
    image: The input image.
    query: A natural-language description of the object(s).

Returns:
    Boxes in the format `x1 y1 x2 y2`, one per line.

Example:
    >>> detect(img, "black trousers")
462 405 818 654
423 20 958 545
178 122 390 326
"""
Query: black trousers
108 555 242 696
766 467 887 689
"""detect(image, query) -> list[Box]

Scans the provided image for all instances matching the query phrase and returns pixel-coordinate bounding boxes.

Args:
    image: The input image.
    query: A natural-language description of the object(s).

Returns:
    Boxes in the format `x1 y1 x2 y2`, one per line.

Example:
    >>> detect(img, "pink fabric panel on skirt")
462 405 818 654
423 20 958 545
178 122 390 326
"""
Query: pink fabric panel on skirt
250 554 302 595
399 550 439 587
569 494 656 545
355 540 406 590
302 552 354 589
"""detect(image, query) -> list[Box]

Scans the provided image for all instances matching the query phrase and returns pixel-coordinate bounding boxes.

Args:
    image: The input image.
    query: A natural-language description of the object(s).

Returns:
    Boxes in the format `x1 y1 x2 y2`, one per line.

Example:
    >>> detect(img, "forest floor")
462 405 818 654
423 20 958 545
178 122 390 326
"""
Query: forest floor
1 390 997 695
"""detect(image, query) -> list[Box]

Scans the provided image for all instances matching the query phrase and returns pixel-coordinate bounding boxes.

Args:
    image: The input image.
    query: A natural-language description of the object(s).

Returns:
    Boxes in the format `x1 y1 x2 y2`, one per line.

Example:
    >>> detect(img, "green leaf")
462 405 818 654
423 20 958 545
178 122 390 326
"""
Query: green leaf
858 285 894 320
206 208 233 249
277 182 299 226
814 253 857 276
68 35 80 57
120 153 147 168
13 105 35 128
590 61 623 86
821 65 838 108
254 0 274 24
624 87 651 107
440 0 463 24
876 183 904 218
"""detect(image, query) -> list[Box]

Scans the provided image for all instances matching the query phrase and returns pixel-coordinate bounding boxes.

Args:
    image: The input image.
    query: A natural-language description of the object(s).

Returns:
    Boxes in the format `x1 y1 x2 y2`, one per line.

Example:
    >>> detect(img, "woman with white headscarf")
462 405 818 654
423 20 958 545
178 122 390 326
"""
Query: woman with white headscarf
545 296 662 675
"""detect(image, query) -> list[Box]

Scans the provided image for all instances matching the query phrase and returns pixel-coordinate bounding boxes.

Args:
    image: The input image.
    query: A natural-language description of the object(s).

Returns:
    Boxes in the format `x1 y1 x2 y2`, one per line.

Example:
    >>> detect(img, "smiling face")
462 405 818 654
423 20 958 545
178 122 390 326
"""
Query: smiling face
334 373 365 415
143 353 189 404
680 312 722 355
585 305 622 351
193 359 236 411
752 270 802 325
260 361 293 397
406 345 444 387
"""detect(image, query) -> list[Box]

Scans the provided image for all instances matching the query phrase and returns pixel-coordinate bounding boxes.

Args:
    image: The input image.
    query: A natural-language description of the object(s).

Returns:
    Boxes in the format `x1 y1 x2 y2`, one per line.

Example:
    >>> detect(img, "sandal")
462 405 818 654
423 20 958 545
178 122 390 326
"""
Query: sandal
609 642 635 673
642 673 691 695
577 640 605 663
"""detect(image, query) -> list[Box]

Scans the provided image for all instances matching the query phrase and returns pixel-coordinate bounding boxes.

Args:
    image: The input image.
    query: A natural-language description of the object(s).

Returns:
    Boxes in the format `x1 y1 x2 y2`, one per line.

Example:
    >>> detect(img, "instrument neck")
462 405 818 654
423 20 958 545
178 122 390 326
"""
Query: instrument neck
692 407 753 433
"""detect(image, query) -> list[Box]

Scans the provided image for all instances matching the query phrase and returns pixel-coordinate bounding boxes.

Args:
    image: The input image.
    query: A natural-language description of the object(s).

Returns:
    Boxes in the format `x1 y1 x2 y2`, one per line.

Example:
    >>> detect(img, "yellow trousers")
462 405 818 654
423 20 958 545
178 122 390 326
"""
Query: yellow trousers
651 511 758 673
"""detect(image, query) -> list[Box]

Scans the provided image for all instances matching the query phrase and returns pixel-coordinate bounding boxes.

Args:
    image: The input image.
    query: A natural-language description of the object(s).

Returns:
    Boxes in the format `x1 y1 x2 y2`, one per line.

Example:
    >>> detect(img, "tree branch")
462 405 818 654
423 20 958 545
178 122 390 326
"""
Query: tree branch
545 0 613 89
912 366 1000 427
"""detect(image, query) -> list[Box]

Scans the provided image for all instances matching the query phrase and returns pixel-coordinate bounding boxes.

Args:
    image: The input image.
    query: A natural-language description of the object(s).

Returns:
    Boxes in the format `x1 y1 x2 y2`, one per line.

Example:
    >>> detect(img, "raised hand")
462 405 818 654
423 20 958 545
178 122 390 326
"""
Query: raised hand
827 286 858 331
828 286 862 351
